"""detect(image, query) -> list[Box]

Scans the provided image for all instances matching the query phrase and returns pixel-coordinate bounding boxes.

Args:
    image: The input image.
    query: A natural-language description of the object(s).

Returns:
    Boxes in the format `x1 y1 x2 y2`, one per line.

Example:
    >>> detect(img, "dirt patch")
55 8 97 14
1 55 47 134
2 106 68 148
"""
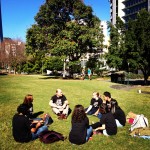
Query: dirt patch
110 85 137 91
110 85 150 94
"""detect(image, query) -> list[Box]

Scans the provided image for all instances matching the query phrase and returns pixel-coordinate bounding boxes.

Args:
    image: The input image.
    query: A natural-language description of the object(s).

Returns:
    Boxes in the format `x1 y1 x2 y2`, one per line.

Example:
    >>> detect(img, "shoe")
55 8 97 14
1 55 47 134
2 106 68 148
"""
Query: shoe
93 131 102 135
63 114 67 119
89 137 92 141
58 115 63 120
57 113 61 116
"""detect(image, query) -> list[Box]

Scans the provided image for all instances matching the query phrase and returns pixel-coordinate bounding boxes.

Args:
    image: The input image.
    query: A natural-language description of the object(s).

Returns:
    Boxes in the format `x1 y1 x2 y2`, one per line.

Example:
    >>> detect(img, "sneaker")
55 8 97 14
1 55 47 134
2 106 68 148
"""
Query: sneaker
63 114 67 119
58 116 63 120
93 131 102 135
89 137 92 141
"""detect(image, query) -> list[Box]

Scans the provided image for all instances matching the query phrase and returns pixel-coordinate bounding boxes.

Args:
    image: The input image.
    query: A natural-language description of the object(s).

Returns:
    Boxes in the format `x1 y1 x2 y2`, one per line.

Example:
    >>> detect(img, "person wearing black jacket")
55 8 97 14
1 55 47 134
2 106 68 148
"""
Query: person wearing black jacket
69 105 93 145
91 103 117 136
12 104 48 143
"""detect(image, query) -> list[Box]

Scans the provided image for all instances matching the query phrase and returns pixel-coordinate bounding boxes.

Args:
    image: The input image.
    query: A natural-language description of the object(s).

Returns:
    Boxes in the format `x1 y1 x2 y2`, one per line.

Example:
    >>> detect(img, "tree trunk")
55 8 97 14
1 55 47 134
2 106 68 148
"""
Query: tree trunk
144 75 148 85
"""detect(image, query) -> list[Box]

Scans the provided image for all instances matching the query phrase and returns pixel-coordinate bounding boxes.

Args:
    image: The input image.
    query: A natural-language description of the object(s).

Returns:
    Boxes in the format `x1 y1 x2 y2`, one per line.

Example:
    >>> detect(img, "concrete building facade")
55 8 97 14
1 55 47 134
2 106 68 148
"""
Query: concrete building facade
109 0 150 24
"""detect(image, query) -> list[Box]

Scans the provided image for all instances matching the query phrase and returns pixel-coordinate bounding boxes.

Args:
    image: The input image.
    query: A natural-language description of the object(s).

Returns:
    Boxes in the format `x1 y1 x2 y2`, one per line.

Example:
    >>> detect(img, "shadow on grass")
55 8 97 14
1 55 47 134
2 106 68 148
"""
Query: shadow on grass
38 75 63 80
0 73 8 75
113 79 150 86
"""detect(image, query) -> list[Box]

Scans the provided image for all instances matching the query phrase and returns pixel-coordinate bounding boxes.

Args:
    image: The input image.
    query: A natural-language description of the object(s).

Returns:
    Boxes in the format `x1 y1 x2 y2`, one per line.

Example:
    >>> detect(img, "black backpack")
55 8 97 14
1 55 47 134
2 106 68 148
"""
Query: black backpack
39 130 66 144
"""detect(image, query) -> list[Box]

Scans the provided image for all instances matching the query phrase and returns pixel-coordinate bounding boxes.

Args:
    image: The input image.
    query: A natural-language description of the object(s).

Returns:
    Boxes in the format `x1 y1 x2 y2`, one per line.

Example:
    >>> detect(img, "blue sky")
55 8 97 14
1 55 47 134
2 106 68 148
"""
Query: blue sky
1 0 109 42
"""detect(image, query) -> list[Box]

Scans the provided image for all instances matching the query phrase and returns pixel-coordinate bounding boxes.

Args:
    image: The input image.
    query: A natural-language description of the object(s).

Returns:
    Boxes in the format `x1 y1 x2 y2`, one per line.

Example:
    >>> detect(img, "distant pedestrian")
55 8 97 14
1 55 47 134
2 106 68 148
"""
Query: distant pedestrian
81 68 85 80
87 68 91 80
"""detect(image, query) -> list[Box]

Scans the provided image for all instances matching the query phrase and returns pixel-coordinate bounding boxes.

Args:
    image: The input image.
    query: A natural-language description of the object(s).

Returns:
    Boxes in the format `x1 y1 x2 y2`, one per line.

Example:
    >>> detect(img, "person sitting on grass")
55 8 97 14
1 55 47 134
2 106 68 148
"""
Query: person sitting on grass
103 91 118 113
23 94 53 125
23 94 44 119
69 105 93 145
12 104 48 143
49 89 69 120
91 103 117 136
85 92 103 116
111 100 126 127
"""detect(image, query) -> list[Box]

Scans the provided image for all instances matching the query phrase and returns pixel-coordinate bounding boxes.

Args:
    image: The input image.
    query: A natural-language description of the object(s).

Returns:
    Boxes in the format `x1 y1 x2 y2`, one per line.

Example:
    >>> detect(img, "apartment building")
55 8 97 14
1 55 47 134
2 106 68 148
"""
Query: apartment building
109 0 150 24
123 0 150 23
109 0 125 25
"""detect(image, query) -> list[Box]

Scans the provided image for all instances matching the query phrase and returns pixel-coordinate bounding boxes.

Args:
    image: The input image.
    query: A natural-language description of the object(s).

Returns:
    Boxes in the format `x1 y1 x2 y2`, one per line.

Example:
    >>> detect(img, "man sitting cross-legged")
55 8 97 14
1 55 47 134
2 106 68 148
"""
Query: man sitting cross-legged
49 89 69 120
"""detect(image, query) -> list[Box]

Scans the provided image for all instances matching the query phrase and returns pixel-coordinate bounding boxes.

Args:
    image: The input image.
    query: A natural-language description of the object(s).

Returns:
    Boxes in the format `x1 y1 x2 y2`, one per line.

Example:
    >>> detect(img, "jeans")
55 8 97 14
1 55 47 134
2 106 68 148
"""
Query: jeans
86 126 93 141
32 125 48 140
97 113 102 119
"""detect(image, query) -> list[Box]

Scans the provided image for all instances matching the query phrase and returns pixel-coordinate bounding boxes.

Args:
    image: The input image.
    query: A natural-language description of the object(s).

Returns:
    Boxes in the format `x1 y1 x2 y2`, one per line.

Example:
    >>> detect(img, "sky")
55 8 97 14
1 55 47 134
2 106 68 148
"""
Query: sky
1 0 110 42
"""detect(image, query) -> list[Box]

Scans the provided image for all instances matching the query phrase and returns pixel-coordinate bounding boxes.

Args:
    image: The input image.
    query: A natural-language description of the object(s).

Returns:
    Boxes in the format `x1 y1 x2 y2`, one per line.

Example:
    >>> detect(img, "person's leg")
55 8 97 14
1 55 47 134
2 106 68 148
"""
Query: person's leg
52 107 60 115
115 119 123 127
97 112 102 119
32 125 48 140
103 129 109 136
86 126 93 141
62 105 69 116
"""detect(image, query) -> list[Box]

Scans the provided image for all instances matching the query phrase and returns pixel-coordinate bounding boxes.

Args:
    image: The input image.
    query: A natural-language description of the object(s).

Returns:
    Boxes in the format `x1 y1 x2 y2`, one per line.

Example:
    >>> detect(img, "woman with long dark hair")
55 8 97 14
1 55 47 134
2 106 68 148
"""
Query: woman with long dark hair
69 105 93 145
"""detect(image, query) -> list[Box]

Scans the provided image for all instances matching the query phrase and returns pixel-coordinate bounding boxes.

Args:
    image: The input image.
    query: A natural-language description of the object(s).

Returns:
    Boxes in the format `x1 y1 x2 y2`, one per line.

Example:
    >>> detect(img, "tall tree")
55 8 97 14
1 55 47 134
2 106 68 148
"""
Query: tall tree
0 38 26 74
25 0 103 74
105 17 126 70
125 9 150 85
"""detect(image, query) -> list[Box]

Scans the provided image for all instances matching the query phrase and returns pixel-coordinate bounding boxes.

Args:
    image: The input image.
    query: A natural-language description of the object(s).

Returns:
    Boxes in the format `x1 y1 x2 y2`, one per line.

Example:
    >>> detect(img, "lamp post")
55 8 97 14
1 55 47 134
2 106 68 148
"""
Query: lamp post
127 62 129 85
42 60 43 75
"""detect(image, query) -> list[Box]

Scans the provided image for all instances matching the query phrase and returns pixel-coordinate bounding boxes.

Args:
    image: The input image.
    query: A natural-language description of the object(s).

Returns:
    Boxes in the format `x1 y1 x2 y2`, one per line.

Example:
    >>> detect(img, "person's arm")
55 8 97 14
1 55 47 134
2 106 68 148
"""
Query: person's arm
85 105 92 113
95 124 105 131
49 100 59 108
62 100 69 109
31 121 42 133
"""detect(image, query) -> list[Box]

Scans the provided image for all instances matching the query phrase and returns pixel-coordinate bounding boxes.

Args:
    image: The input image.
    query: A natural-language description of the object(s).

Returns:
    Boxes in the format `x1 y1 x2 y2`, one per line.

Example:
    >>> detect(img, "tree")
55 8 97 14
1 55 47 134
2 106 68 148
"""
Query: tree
105 17 126 71
125 9 150 85
0 38 26 74
25 0 103 75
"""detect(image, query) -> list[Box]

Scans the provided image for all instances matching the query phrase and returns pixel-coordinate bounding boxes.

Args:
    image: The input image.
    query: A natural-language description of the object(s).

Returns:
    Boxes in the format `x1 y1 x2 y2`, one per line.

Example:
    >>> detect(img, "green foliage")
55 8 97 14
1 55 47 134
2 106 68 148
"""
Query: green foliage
44 56 63 71
125 9 150 84
0 75 150 150
106 18 126 70
125 72 144 79
107 9 150 85
25 0 103 74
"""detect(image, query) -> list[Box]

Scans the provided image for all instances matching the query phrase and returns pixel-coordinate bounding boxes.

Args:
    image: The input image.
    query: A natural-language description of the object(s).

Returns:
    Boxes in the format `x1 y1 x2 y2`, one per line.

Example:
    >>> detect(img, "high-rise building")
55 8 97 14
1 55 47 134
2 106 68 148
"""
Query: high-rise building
109 0 125 25
109 0 150 24
0 0 3 42
123 0 150 23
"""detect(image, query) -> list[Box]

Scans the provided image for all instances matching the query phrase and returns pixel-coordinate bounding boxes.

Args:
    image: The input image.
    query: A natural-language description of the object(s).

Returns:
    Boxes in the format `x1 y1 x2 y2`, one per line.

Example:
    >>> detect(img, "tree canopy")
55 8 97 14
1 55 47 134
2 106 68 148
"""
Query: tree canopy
125 9 150 84
106 9 150 85
25 0 103 74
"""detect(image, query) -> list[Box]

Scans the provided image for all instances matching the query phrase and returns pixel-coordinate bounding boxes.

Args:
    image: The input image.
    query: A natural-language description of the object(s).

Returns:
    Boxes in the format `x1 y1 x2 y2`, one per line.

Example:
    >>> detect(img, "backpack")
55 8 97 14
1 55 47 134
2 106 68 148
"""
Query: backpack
130 114 149 132
39 130 65 144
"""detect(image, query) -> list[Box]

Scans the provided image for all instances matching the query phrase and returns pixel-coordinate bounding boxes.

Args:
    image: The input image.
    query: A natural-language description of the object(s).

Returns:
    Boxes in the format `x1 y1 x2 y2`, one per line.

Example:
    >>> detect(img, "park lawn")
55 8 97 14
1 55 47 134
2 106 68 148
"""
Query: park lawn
0 75 150 150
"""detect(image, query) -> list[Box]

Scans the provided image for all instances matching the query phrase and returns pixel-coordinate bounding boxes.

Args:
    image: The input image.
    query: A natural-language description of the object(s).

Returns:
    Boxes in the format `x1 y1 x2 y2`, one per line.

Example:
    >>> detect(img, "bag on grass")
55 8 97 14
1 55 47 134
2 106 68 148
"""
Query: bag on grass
129 114 149 131
39 130 65 144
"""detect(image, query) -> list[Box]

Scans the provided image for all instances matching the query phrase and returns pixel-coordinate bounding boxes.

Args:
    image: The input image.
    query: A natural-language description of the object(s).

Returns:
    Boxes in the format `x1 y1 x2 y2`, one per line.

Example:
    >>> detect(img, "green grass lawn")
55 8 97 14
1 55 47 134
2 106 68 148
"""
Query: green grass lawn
0 75 150 150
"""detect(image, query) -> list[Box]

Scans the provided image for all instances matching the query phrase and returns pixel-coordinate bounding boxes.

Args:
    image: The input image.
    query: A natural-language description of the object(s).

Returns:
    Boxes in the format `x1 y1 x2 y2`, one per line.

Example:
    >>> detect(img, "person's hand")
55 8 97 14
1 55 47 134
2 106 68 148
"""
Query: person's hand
36 121 41 128
93 113 97 116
